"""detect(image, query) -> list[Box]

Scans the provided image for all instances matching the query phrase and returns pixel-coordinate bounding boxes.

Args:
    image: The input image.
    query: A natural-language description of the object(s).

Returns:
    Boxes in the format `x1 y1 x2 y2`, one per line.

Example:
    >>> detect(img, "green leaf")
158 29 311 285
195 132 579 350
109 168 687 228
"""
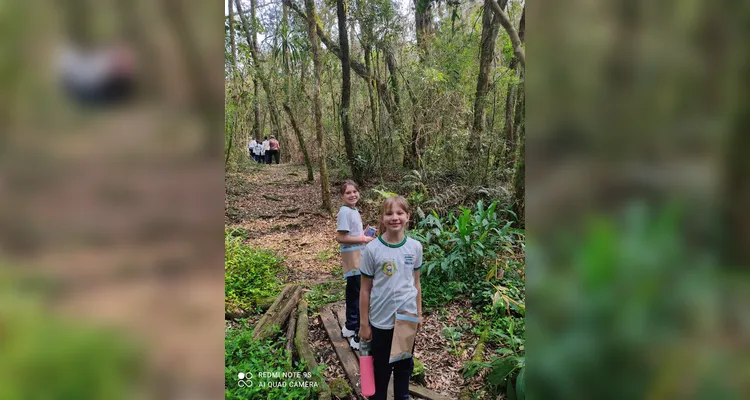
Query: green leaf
514 366 525 396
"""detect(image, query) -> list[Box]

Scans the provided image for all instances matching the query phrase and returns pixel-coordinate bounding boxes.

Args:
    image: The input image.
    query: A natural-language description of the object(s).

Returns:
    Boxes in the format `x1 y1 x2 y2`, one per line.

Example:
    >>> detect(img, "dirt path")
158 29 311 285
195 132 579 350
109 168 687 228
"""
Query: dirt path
226 163 343 285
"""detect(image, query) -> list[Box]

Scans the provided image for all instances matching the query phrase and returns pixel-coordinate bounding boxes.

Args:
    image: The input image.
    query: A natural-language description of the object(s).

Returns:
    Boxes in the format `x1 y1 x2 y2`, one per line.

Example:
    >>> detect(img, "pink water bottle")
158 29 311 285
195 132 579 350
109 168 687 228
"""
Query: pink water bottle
359 340 376 397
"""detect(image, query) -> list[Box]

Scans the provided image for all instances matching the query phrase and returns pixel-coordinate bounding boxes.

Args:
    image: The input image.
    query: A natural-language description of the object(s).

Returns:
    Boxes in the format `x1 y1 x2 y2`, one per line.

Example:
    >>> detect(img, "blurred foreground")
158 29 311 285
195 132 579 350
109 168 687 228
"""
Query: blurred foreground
527 1 750 399
0 1 224 399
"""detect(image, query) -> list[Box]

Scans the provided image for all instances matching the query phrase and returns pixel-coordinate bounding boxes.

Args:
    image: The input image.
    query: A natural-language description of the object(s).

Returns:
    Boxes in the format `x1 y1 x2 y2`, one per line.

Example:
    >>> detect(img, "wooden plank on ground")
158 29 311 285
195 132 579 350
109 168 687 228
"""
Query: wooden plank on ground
409 385 453 400
320 306 362 397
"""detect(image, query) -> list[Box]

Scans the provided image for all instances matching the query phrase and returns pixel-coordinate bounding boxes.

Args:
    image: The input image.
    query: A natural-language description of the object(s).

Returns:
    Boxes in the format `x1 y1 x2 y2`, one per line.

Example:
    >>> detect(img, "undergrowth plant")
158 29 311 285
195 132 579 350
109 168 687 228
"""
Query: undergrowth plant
225 326 323 400
225 229 284 314
409 200 526 399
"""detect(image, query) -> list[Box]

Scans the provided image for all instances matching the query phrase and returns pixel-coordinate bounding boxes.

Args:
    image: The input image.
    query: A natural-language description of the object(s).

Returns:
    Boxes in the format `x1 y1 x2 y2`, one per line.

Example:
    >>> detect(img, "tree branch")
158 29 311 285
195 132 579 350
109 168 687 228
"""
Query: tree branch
285 0 395 115
488 0 525 69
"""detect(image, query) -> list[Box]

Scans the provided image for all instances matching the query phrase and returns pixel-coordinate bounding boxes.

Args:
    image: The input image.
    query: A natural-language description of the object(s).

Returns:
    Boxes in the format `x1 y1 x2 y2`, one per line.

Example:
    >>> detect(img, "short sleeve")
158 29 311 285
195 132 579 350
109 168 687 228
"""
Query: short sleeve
360 245 374 278
337 208 350 232
413 242 423 270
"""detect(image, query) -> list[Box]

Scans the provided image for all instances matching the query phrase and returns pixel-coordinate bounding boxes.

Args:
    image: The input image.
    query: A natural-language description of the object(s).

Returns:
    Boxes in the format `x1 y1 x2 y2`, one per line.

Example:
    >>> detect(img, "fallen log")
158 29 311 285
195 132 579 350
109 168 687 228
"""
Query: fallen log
225 296 276 320
285 306 298 365
263 194 283 202
253 285 303 341
252 285 295 338
295 299 332 400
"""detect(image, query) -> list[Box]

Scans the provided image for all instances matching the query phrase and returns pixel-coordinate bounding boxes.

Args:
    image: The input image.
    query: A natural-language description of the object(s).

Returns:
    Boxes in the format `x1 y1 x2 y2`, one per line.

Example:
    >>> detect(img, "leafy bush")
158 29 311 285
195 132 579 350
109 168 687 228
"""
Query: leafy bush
225 230 284 313
411 200 522 279
463 351 525 400
225 326 320 400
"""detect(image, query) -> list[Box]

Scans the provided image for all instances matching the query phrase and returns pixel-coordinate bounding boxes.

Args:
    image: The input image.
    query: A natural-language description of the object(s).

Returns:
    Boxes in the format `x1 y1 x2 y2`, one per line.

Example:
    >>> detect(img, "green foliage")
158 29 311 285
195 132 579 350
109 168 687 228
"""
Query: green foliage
442 326 464 356
225 231 284 313
411 200 521 278
305 280 345 312
328 377 352 398
225 327 317 400
462 353 525 400
372 188 398 199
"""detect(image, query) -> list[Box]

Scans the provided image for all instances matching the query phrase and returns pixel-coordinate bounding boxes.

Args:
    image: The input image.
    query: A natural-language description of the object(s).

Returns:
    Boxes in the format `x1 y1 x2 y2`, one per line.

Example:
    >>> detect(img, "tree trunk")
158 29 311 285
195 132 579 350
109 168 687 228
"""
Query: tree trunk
468 0 502 171
235 0 283 142
364 45 379 153
413 0 434 62
337 0 363 184
385 48 407 168
502 5 525 170
284 103 315 181
304 0 333 213
512 107 524 226
228 0 237 67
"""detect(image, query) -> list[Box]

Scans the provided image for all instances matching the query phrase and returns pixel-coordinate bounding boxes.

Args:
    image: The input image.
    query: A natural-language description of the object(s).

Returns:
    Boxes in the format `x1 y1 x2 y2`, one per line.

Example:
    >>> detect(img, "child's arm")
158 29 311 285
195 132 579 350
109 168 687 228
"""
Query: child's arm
414 269 422 329
335 231 372 244
360 276 373 340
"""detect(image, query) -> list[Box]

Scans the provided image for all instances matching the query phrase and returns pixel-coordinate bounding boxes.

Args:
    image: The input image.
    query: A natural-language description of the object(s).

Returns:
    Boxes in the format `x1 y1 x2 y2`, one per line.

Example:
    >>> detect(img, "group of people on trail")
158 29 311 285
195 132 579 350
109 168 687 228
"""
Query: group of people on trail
248 136 280 164
335 180 423 400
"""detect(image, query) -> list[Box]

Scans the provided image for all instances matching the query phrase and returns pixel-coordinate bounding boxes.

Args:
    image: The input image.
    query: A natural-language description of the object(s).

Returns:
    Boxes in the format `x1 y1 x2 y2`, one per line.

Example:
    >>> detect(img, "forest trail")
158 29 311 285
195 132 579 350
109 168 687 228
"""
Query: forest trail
226 163 341 285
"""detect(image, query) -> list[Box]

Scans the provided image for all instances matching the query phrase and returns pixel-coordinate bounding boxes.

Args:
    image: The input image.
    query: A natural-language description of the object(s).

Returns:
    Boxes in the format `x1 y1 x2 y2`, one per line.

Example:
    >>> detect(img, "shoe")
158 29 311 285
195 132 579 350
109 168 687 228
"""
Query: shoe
349 335 360 351
341 326 356 338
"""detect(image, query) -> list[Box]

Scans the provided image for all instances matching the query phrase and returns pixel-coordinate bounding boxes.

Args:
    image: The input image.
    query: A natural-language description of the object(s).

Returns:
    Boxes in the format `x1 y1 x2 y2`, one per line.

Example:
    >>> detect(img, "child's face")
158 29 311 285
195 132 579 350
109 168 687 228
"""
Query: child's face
382 204 409 233
342 185 360 206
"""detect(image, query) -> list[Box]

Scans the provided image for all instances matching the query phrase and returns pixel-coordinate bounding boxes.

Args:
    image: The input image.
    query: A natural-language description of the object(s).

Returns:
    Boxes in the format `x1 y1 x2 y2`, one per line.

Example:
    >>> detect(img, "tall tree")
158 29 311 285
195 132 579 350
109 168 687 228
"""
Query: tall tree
337 0 363 183
502 4 525 169
468 0 503 172
413 0 434 61
303 0 333 212
234 0 282 143
282 2 314 181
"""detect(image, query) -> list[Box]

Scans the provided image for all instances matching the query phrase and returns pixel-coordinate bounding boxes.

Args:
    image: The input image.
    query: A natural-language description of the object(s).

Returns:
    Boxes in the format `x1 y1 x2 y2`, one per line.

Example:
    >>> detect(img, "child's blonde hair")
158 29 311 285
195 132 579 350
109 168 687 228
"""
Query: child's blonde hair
377 196 411 234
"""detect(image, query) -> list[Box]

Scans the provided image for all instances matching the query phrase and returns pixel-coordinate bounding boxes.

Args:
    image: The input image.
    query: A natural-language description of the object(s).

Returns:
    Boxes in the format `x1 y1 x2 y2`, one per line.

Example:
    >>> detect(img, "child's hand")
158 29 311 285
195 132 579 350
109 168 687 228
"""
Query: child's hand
364 236 374 243
359 324 372 341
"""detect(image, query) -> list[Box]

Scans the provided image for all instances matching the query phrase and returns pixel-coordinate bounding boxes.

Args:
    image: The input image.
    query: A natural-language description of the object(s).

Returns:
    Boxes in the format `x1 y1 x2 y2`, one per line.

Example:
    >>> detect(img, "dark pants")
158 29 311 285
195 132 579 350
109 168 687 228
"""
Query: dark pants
265 152 271 164
269 149 280 164
345 275 360 331
369 325 414 400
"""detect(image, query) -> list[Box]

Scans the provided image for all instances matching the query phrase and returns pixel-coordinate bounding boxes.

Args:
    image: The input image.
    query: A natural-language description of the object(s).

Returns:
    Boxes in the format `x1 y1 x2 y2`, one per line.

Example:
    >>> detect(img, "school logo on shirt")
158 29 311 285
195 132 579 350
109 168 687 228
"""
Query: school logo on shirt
404 254 415 266
382 260 396 276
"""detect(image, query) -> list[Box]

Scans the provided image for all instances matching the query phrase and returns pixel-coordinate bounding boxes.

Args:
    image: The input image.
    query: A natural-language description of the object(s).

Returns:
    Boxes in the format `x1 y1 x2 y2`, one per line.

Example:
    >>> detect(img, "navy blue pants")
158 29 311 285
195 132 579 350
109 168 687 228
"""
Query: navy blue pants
369 325 414 400
345 275 360 331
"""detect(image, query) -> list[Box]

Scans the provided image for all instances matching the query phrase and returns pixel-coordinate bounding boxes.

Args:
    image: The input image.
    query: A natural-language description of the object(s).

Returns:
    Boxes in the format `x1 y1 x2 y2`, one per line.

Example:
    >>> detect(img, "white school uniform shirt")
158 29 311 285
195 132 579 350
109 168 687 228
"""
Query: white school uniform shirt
249 140 257 151
261 140 269 154
253 145 261 156
337 205 364 253
361 236 423 329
